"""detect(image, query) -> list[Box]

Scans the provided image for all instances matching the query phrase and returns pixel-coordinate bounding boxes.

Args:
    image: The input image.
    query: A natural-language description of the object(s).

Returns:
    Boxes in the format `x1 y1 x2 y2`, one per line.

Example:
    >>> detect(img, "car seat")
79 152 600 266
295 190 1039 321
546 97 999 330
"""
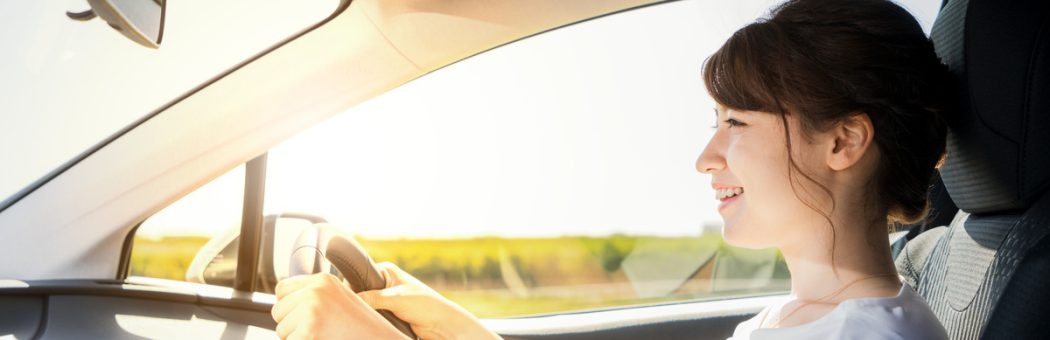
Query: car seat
894 0 1050 339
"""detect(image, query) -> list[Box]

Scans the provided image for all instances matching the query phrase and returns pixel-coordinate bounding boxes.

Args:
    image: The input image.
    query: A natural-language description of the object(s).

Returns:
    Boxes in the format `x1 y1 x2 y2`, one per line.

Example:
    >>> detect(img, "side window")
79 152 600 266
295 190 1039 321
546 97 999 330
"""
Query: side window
129 166 244 286
128 162 327 293
259 2 789 318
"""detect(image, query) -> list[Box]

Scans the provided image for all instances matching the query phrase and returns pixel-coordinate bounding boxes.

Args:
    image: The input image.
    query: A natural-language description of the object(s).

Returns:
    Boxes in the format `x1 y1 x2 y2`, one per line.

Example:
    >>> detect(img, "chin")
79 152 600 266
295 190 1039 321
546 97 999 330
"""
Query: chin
721 221 775 249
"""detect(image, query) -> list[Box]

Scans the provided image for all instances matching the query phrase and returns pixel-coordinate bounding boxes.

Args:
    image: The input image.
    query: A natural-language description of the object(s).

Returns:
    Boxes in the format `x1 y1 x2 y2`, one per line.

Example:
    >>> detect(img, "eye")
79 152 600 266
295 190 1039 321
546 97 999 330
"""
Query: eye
724 118 746 128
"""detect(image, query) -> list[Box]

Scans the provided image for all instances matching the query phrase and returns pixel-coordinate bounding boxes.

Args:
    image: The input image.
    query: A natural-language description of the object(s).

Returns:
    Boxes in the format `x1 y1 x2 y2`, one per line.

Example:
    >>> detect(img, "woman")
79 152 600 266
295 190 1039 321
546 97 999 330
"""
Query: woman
271 0 951 338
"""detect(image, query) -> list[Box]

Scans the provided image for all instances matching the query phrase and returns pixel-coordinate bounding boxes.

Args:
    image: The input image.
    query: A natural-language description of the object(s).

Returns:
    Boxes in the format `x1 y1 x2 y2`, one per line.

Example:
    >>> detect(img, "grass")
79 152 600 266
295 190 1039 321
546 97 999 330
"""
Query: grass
130 233 788 318
129 236 210 281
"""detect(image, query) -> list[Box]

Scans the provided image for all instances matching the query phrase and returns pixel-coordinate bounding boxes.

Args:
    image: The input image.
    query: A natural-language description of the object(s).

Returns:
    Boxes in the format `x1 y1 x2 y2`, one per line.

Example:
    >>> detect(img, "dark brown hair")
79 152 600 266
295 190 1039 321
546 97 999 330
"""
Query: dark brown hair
703 0 950 228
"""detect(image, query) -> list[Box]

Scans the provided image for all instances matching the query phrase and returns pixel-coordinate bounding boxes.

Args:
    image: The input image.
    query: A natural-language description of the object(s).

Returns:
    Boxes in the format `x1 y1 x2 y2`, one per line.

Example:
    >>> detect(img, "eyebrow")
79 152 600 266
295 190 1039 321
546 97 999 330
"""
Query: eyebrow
723 108 757 118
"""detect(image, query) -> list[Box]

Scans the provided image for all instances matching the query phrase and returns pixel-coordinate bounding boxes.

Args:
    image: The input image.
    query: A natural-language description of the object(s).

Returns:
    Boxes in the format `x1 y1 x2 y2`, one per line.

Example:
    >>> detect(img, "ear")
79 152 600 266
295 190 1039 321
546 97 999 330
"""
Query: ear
826 113 875 171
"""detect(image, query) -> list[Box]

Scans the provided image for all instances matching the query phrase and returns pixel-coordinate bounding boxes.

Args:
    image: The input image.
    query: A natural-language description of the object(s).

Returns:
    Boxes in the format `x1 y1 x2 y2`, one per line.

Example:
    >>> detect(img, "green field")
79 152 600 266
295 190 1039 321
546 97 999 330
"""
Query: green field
130 234 789 318
130 236 210 281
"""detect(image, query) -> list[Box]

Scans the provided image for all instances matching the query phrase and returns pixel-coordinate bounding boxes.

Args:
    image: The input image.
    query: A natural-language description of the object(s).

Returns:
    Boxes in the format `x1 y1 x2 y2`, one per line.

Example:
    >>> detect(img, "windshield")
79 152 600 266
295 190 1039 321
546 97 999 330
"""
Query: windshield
0 0 338 205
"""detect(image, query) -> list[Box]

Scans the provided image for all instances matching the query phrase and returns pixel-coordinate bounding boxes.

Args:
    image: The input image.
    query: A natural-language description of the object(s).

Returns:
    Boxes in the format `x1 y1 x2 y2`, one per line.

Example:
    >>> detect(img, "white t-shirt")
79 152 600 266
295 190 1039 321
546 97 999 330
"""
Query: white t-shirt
728 285 948 340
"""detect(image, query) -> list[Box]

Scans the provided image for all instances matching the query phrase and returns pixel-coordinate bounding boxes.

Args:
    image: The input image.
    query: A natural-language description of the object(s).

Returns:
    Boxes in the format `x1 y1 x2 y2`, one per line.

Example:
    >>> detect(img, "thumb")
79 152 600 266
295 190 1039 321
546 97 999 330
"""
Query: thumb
376 262 413 287
358 285 409 312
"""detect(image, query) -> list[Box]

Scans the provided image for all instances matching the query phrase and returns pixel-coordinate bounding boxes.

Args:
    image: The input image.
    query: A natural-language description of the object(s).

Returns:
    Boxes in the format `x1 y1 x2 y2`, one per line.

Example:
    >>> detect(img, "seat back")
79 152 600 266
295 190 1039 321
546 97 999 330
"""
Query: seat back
895 0 1050 339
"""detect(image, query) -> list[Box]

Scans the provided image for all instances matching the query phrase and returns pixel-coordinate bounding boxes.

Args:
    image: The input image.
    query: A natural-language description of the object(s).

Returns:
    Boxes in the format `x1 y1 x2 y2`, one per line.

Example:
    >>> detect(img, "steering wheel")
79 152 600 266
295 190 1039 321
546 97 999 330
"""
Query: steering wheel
289 224 418 339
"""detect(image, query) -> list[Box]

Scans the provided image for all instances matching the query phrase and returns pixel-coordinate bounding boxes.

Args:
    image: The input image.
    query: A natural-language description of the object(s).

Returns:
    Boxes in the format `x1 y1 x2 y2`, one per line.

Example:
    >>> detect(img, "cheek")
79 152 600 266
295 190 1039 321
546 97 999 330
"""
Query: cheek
726 134 795 206
721 132 810 246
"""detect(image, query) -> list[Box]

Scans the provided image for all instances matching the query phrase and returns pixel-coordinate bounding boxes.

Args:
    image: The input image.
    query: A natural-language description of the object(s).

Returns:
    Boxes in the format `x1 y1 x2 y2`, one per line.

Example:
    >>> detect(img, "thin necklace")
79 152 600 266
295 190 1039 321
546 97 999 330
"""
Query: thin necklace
769 273 898 328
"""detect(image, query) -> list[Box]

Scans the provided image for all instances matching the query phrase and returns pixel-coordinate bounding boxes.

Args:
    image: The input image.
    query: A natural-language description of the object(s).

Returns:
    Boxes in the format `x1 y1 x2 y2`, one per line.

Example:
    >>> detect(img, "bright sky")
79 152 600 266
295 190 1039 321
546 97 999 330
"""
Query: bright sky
2 0 940 240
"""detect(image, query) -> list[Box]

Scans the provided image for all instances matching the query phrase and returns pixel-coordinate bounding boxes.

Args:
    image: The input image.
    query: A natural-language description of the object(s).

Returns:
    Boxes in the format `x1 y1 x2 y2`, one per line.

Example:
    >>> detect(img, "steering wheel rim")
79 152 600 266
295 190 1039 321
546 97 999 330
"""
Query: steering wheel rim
289 224 418 339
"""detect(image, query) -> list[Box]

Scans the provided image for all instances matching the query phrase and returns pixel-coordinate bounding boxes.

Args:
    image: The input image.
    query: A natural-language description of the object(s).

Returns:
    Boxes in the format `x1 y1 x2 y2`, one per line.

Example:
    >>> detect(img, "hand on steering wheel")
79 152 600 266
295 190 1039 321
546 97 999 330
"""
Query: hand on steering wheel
286 223 417 337
272 272 411 340
270 223 501 340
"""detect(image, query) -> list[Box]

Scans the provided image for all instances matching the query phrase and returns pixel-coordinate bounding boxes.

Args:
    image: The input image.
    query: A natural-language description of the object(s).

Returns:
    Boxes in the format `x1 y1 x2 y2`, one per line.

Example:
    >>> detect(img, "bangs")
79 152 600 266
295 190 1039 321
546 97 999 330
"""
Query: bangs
702 23 787 114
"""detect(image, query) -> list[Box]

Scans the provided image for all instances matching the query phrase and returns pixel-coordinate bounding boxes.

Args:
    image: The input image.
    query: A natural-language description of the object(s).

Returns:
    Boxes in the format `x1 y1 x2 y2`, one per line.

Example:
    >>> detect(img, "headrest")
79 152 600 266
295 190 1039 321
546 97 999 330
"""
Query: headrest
933 0 1050 213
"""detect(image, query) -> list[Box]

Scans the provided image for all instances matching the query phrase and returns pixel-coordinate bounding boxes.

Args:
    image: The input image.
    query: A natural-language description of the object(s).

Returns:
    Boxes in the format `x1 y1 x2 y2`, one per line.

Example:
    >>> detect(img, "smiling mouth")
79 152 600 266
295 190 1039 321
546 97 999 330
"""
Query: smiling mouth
716 187 744 201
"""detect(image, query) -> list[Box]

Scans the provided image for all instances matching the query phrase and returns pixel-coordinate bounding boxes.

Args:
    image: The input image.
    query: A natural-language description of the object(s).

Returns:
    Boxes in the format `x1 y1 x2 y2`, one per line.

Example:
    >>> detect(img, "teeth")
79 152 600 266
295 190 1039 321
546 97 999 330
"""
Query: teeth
716 187 744 200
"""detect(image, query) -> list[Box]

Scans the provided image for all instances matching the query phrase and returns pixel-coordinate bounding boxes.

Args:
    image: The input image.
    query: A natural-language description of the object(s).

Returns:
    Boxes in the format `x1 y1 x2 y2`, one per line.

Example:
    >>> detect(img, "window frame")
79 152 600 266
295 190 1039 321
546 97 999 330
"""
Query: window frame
117 153 270 294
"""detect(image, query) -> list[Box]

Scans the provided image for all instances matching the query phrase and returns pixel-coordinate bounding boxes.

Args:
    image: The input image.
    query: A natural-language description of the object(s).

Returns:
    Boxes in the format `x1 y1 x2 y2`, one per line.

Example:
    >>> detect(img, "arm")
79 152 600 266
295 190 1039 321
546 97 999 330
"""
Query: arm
360 262 502 340
271 262 501 340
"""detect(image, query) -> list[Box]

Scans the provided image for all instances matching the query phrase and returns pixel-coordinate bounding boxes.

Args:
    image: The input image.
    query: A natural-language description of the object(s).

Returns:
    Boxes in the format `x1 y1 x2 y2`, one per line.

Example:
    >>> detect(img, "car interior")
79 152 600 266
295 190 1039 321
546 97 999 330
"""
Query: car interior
892 0 1050 339
1 0 1046 339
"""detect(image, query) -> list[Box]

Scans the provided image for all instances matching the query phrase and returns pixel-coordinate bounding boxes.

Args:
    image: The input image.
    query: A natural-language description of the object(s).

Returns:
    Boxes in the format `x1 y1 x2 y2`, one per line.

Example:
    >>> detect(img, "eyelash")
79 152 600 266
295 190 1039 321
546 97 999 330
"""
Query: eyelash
723 118 745 128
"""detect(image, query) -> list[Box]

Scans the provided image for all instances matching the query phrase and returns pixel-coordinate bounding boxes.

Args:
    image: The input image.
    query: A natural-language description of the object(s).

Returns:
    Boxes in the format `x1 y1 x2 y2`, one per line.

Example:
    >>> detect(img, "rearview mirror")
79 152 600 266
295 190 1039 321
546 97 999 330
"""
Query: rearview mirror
79 0 166 48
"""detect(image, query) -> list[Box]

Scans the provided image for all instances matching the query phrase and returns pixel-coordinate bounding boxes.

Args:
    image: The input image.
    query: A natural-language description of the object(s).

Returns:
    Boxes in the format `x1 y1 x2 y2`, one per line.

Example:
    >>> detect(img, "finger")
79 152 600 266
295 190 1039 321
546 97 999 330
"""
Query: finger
274 306 303 339
357 289 425 337
376 262 412 287
275 319 292 340
288 327 325 340
280 273 344 299
357 289 384 311
271 288 309 323
357 284 410 312
275 275 314 300
374 262 397 287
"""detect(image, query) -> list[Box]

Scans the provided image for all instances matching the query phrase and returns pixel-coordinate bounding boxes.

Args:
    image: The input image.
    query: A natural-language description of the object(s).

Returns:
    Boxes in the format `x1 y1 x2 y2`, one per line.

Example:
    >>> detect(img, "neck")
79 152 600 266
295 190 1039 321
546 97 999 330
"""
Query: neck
778 215 900 302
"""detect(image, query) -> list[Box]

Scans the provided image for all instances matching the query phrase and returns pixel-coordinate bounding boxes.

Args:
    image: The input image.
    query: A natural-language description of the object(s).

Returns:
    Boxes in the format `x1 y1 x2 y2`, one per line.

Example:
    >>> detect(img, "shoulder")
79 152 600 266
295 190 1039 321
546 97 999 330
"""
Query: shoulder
825 285 948 340
728 306 768 340
742 286 948 340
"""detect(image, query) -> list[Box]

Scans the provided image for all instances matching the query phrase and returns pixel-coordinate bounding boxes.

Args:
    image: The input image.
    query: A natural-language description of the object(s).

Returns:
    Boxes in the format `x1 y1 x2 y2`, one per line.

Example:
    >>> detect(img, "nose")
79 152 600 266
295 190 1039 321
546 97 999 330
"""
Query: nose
696 131 726 174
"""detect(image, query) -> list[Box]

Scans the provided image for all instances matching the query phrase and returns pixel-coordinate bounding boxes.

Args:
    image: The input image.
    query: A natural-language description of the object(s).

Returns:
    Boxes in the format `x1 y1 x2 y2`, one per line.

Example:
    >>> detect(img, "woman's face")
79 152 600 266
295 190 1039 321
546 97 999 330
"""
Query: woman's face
696 107 831 250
